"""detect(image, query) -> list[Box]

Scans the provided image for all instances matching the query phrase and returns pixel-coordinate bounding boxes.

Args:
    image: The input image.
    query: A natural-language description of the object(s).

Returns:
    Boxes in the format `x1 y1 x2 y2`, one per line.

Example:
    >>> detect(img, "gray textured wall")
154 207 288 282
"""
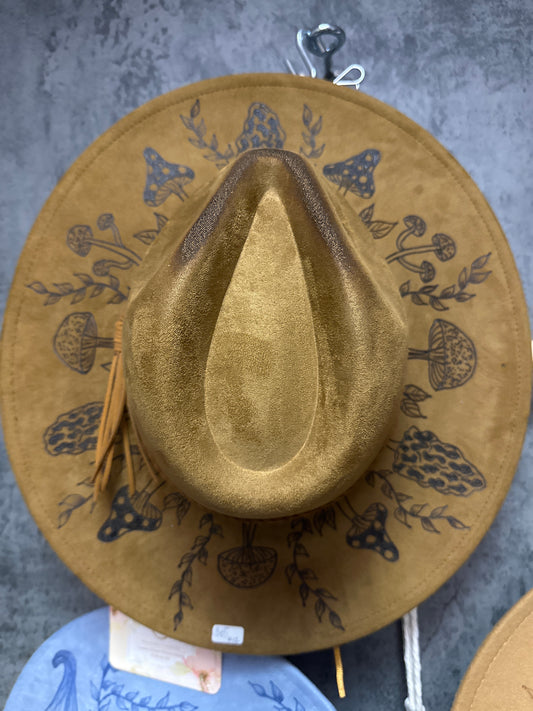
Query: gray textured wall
1 2 531 710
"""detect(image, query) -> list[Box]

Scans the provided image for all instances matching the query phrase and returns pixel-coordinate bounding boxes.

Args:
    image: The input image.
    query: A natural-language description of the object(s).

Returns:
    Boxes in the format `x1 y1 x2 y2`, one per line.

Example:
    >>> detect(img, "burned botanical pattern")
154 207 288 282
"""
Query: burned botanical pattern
143 147 194 206
170 513 223 629
408 319 477 390
366 469 470 534
393 426 486 496
218 522 277 588
400 253 492 311
235 102 286 152
337 497 399 561
44 401 103 456
286 515 344 630
299 104 325 160
358 203 397 239
97 483 164 542
180 99 286 169
323 149 380 198
400 384 432 419
53 312 113 374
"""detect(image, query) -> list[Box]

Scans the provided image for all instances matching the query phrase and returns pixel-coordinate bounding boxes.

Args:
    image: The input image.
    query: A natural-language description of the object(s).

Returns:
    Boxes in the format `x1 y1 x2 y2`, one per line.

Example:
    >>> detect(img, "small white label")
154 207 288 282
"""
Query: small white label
211 624 245 646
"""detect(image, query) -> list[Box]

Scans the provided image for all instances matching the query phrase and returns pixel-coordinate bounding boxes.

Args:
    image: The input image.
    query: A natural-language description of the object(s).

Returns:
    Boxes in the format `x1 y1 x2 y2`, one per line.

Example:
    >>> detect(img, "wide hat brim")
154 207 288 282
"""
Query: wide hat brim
1 73 530 654
4 607 336 710
452 588 533 710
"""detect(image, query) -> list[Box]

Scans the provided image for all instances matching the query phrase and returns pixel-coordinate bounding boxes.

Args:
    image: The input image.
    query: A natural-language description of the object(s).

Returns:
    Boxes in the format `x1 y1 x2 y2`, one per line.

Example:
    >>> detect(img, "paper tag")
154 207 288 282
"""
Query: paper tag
211 624 245 646
109 608 222 694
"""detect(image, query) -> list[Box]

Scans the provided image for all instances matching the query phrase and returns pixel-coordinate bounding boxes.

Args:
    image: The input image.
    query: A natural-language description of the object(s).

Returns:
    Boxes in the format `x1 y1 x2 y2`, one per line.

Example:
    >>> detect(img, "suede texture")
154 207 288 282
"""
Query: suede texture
1 74 531 654
452 588 533 711
124 150 407 518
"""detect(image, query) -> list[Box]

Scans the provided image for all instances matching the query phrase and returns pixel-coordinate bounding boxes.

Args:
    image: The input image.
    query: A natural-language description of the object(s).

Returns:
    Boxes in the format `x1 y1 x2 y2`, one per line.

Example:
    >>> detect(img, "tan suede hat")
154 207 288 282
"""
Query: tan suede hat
452 588 533 711
1 73 530 655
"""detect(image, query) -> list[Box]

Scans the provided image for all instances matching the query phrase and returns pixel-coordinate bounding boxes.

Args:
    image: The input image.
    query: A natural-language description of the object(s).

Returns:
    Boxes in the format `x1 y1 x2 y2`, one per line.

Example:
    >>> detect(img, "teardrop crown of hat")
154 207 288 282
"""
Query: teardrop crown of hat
122 149 407 519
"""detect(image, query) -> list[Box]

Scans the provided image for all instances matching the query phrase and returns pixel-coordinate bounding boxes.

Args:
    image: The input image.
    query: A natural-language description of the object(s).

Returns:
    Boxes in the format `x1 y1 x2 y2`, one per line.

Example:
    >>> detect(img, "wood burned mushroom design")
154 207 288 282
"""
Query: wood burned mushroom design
386 222 456 283
143 147 195 206
217 522 277 588
393 426 486 496
66 214 141 276
408 318 477 390
235 102 286 152
337 497 399 562
53 312 113 374
322 149 381 198
44 401 102 456
97 484 164 542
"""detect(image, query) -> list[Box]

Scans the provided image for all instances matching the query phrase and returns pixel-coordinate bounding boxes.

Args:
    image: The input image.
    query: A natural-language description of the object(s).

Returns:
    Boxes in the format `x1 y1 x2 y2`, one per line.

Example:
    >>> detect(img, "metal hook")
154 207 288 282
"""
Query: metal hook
333 63 366 90
303 23 346 81
285 23 366 90
285 28 317 78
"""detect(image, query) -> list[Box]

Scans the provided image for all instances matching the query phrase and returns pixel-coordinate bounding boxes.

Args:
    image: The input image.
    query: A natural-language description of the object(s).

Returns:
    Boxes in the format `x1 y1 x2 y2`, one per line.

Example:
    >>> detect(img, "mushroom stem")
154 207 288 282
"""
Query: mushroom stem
242 521 257 548
407 348 445 363
85 237 141 264
397 256 425 273
386 244 438 263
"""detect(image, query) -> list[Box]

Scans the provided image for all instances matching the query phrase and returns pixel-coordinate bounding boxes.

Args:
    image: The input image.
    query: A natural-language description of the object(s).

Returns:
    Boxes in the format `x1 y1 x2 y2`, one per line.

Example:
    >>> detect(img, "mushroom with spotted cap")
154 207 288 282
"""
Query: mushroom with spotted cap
322 149 381 198
143 147 195 206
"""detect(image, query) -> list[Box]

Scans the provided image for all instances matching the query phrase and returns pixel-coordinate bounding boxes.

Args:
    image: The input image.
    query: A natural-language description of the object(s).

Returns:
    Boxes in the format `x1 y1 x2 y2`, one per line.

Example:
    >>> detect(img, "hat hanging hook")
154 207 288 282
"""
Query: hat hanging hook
286 23 366 89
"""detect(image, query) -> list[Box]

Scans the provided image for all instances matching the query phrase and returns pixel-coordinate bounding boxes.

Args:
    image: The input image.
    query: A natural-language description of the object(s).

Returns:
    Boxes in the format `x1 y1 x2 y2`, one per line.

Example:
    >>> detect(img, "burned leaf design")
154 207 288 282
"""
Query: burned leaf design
408 319 476 390
300 104 325 159
366 470 470 533
180 99 235 169
286 517 344 630
400 384 432 419
392 426 486 496
400 253 492 310
312 505 336 535
358 204 397 239
57 492 92 528
218 522 277 588
163 491 191 525
27 273 128 306
133 212 168 245
169 512 223 629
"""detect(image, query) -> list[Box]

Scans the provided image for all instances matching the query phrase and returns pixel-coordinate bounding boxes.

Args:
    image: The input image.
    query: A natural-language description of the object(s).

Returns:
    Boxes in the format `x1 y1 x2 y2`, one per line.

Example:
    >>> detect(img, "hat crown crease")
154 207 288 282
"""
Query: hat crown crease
204 185 319 471
124 149 408 518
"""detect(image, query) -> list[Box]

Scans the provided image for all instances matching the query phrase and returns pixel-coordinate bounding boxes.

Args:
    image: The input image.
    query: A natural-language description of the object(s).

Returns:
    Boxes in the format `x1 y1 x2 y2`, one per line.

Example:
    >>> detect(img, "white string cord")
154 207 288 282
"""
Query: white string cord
402 607 427 711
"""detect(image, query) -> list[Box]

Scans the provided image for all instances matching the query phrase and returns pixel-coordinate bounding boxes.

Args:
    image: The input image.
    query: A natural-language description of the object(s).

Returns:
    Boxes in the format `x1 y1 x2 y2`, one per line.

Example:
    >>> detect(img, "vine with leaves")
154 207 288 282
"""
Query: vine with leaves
400 253 492 311
180 99 235 169
285 510 344 630
366 470 470 534
358 203 398 240
400 384 432 419
169 512 223 629
299 104 325 159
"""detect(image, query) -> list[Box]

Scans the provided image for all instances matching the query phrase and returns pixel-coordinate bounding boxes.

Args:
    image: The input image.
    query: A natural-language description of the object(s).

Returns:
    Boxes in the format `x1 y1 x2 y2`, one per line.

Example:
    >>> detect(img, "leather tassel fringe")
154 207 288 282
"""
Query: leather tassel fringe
92 318 158 500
